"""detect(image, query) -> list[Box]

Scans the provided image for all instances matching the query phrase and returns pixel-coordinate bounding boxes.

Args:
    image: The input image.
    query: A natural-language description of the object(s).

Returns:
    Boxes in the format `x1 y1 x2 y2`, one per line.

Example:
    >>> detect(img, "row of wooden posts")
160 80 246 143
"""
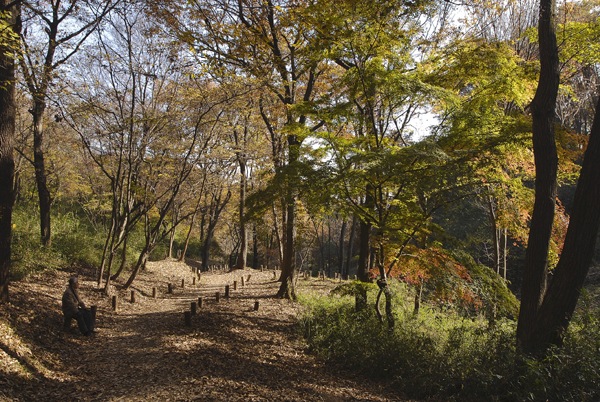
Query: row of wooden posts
105 272 262 328
299 270 357 281
183 273 260 327
104 268 354 326
192 265 280 274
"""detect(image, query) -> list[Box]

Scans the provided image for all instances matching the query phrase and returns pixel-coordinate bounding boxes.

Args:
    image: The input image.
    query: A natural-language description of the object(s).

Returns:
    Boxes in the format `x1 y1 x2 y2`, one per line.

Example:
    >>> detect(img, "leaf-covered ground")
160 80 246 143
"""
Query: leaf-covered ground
0 260 412 401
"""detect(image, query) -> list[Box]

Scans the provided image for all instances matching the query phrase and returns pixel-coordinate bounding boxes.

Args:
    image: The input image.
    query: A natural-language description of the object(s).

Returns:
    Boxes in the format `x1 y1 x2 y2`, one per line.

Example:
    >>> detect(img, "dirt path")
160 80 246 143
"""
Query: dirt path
1 260 409 401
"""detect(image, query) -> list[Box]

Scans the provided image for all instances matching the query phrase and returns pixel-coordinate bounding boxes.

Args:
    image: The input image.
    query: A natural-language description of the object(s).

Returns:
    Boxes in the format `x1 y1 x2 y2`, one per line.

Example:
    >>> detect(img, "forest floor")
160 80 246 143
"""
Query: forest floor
0 259 413 402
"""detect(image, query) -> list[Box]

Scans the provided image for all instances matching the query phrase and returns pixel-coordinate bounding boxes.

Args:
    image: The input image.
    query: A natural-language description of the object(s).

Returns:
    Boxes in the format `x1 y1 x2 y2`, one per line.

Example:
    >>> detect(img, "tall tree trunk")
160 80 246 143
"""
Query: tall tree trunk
31 99 52 246
327 221 332 277
110 234 128 281
345 216 356 278
413 281 423 317
276 134 300 300
502 228 508 280
339 219 347 277
516 0 560 351
234 159 247 270
526 94 600 354
199 212 206 249
358 187 373 282
98 216 116 286
271 203 284 268
319 223 325 272
179 199 201 262
167 205 178 258
356 188 374 310
123 245 151 290
487 192 500 274
0 0 19 303
201 190 231 271
276 198 297 299
252 224 259 269
202 228 214 271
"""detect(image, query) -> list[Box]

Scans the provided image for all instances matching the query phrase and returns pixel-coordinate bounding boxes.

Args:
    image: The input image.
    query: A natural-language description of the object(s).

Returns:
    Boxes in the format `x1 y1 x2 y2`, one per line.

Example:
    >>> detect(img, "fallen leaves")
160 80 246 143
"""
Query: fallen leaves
0 260 410 401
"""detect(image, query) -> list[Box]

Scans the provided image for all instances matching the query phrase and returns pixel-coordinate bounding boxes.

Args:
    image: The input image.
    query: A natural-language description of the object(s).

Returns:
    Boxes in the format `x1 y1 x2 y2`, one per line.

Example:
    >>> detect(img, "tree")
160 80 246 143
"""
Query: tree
160 0 328 299
200 169 233 271
301 0 442 314
18 0 117 246
0 1 20 303
516 0 600 354
528 93 600 352
516 0 561 352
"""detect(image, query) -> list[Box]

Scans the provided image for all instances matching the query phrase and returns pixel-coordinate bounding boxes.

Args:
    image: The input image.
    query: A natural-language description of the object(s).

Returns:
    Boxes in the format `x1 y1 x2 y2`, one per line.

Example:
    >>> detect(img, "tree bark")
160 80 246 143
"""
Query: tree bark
486 191 500 274
356 188 374 310
0 0 19 303
345 216 356 278
110 234 128 281
276 134 300 300
167 205 178 258
179 198 201 262
201 189 231 271
31 99 52 246
338 219 347 277
526 94 600 354
358 187 374 282
276 198 297 299
97 213 116 286
516 0 560 351
252 223 259 269
234 159 247 270
502 228 508 280
271 203 284 268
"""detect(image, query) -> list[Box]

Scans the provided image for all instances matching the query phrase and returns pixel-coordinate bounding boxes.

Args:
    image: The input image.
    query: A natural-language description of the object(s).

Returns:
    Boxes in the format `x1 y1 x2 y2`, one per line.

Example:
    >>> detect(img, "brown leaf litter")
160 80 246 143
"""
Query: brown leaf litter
0 259 414 401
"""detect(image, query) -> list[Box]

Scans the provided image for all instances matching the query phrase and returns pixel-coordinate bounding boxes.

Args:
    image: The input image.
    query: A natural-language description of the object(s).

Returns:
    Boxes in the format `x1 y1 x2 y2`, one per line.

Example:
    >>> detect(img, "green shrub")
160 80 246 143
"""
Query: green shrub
298 282 600 401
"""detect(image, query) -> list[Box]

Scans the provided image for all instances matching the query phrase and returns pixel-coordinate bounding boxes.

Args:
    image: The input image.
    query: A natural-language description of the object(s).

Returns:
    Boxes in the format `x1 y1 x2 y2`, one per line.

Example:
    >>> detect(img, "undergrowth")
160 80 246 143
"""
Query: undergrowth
298 282 600 401
11 203 140 279
10 202 206 281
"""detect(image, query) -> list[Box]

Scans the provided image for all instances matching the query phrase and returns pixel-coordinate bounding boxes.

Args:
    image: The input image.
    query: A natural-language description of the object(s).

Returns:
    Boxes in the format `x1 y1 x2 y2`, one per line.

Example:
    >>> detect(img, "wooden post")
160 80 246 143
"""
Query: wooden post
130 290 136 303
261 265 264 272
254 301 259 311
233 281 237 290
168 283 172 294
193 277 196 286
225 285 230 298
152 287 157 298
241 276 245 286
215 292 220 302
191 301 197 315
90 305 97 321
354 275 357 280
112 295 117 311
345 275 349 281
247 274 251 283
181 279 185 288
184 311 192 327
198 297 203 308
